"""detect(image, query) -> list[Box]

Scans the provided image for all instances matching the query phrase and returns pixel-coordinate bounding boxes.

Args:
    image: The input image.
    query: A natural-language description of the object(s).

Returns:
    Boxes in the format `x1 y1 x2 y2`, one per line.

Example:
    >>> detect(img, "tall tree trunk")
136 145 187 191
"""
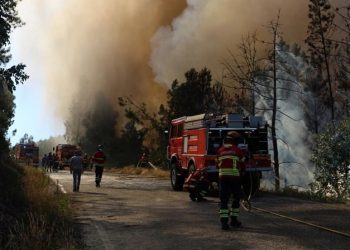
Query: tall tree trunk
317 5 335 122
272 24 280 191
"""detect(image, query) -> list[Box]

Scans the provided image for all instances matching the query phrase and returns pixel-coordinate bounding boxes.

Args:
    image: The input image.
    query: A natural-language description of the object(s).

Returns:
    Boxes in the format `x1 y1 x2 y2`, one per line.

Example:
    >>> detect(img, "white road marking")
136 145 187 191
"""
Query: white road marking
94 223 115 250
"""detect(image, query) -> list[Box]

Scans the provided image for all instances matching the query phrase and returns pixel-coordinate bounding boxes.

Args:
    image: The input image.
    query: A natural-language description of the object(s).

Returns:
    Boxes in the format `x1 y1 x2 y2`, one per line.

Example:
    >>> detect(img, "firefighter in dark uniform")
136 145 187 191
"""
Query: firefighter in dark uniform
217 131 245 230
185 169 210 202
92 145 106 187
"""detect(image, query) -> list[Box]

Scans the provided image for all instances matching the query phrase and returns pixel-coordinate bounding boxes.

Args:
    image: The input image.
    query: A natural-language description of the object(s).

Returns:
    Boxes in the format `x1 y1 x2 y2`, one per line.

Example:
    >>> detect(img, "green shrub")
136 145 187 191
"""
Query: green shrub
311 119 350 199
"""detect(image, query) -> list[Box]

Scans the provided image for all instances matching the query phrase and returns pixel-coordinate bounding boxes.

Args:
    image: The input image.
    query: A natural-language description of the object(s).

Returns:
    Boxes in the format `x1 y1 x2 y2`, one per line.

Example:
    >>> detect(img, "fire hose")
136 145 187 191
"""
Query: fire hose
239 172 350 239
251 205 350 238
240 171 253 212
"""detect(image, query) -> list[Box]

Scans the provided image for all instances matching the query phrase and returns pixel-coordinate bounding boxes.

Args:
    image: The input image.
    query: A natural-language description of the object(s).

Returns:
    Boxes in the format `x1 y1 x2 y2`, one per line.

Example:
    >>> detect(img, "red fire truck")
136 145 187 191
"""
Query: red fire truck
167 113 272 195
55 144 82 169
14 143 39 166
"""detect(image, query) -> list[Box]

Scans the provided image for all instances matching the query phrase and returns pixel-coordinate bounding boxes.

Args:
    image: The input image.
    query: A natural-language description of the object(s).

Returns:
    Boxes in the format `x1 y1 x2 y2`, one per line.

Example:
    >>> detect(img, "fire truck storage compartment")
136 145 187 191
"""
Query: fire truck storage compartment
227 113 244 128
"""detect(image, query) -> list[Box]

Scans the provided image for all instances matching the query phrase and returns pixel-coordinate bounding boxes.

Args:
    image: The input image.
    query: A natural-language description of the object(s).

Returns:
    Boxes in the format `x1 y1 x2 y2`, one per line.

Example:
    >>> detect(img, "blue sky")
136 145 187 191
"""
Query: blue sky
8 0 66 146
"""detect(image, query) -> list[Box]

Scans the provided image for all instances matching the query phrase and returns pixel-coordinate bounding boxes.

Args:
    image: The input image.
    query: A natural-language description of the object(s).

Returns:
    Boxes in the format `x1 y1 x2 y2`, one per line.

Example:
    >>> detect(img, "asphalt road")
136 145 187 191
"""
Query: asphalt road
49 170 350 250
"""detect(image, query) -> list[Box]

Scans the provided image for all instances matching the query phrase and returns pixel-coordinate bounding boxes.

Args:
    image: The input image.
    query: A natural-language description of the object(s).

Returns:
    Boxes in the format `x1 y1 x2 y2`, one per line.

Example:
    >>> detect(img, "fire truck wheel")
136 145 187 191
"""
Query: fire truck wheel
170 162 184 191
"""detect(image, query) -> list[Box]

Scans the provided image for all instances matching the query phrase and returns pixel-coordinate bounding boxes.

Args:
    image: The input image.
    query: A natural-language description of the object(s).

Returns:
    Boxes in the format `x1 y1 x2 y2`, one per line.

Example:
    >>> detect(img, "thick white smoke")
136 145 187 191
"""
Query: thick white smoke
150 0 310 87
257 45 315 190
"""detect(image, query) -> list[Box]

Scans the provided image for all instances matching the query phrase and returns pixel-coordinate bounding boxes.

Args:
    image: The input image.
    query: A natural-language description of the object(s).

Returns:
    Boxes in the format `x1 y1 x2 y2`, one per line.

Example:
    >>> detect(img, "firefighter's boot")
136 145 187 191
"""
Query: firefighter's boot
221 218 230 231
230 216 242 228
189 192 197 202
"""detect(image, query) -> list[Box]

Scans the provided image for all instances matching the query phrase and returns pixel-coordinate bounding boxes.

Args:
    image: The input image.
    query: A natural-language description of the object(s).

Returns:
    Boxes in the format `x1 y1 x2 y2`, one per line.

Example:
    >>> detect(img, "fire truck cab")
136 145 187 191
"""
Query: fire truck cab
14 143 39 166
168 113 272 195
55 144 81 170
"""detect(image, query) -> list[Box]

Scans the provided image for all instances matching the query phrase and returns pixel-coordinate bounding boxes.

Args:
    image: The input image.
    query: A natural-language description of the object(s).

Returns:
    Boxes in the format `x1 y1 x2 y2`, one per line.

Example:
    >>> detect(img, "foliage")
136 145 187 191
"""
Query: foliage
81 92 118 162
334 30 350 118
311 119 350 199
19 133 34 144
223 32 261 115
0 0 28 159
0 92 15 154
167 67 214 118
117 120 145 166
261 186 345 203
0 163 80 249
305 0 336 121
64 100 86 145
118 96 167 167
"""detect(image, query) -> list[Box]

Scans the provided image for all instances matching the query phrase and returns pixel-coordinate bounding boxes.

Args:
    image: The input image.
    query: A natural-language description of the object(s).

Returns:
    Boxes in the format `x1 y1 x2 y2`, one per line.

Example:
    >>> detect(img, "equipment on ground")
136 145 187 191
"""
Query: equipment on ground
167 113 272 196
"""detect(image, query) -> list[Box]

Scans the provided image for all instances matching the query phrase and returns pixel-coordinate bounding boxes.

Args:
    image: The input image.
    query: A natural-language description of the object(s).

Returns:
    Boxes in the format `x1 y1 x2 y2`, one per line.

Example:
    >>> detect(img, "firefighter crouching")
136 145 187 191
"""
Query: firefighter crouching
185 169 210 202
217 131 245 230
92 145 106 187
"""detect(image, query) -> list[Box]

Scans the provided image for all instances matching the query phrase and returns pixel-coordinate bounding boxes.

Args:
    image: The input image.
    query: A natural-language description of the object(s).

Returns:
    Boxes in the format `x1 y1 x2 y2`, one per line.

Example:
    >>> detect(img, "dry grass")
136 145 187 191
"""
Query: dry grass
3 166 79 250
109 165 169 178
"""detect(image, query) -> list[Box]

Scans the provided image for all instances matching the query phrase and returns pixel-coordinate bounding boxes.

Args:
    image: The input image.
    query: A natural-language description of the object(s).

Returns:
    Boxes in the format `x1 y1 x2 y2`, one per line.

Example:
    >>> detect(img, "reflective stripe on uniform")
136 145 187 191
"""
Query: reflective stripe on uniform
218 154 240 176
218 155 239 161
200 190 207 196
229 208 239 217
218 155 239 168
219 168 240 176
219 209 229 218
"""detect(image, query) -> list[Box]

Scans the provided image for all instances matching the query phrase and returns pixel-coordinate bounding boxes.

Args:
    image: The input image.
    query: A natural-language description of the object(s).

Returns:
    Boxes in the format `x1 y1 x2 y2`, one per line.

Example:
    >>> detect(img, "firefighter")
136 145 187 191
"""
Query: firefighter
217 131 245 230
70 151 84 192
47 152 53 172
185 169 210 202
138 153 148 168
41 154 47 168
92 144 106 187
52 153 59 172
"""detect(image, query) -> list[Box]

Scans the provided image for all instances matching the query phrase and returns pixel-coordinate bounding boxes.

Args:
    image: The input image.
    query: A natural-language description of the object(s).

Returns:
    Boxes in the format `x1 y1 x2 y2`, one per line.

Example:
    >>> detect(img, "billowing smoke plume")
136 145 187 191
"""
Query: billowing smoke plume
150 0 310 87
25 0 186 119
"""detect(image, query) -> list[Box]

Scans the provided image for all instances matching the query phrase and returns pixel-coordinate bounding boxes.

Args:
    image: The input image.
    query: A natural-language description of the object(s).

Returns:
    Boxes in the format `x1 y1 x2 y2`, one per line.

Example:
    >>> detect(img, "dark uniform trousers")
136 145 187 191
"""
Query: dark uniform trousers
95 165 104 186
219 177 241 225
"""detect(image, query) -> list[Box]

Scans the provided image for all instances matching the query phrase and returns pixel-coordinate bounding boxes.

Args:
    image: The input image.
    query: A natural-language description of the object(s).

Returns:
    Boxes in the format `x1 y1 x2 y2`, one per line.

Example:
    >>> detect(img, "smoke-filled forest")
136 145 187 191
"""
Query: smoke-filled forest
1 0 350 198
59 0 350 198
3 1 350 249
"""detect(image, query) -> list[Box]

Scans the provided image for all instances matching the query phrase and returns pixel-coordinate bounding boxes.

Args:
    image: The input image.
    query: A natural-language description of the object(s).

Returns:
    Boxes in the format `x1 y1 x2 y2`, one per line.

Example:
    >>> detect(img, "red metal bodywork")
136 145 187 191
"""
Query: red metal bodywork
14 143 39 165
168 113 272 188
55 144 81 167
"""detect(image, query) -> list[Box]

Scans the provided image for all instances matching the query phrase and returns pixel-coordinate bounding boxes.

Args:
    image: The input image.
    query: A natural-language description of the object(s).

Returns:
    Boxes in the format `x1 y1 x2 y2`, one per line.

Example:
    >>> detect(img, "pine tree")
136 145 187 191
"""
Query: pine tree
305 0 336 122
